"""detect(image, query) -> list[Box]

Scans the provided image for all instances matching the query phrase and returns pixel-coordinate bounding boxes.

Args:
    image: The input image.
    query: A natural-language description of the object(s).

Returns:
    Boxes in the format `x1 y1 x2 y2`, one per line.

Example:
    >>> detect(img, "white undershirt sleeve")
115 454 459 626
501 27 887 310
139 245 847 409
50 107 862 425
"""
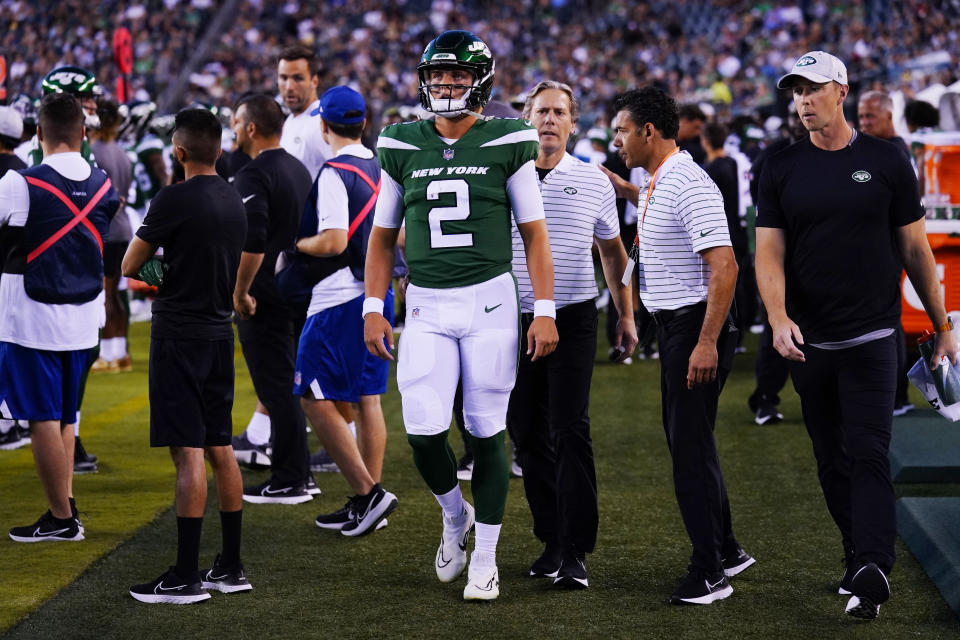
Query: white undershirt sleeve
0 171 29 228
316 166 350 232
372 170 405 229
506 159 545 224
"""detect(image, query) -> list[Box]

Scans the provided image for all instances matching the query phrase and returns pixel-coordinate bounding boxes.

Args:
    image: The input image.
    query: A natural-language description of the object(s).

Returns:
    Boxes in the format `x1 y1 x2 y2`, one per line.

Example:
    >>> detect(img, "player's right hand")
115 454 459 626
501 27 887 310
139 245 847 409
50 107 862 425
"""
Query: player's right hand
527 317 559 361
364 313 395 361
770 315 805 362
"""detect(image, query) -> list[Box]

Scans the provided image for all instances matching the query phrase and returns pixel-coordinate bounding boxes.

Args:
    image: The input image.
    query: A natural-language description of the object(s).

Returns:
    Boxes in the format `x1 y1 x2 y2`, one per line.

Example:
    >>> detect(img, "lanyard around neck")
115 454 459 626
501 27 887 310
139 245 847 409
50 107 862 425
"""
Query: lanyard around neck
634 146 680 246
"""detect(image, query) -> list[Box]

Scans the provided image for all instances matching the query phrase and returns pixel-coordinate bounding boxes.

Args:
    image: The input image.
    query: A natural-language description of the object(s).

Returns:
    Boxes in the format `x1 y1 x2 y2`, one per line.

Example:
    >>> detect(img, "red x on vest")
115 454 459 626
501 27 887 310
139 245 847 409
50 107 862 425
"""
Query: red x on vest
23 176 112 263
326 162 381 240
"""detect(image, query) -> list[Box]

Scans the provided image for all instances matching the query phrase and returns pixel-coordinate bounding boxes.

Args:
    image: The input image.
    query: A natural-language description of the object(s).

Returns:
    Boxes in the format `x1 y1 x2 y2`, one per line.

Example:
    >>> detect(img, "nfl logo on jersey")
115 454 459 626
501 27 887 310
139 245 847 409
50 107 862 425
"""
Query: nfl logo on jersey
412 307 421 319
442 148 455 161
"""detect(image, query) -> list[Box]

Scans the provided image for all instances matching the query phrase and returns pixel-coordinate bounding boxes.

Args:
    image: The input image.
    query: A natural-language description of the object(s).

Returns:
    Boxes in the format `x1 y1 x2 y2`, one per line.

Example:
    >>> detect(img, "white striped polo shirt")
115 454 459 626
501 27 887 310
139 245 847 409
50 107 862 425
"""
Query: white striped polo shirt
636 150 731 313
511 152 620 313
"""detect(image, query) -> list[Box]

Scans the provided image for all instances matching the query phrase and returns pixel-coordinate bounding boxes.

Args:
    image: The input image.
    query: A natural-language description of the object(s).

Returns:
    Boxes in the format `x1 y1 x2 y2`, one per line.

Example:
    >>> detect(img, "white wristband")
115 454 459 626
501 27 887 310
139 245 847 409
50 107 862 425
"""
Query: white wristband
533 299 556 319
362 297 384 318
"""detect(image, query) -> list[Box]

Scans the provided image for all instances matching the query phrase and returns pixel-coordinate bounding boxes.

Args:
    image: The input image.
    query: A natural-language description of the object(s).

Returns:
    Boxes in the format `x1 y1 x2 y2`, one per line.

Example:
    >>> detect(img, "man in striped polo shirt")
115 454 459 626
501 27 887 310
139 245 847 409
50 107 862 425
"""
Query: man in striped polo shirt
508 81 637 589
607 86 754 605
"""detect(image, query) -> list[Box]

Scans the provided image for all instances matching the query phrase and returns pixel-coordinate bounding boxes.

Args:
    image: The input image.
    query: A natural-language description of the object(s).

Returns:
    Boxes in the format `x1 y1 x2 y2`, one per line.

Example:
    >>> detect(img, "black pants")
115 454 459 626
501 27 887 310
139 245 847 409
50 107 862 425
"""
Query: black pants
236 305 308 486
749 320 790 410
507 300 599 553
789 334 897 573
657 304 741 573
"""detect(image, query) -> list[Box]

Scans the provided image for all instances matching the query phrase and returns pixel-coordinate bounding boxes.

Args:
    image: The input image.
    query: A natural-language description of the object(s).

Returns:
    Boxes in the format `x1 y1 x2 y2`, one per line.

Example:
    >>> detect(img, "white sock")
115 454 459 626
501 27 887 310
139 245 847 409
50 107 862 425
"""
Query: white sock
245 411 271 446
474 523 501 558
74 413 81 436
434 485 465 521
0 418 14 434
347 420 357 439
100 339 113 361
117 337 128 357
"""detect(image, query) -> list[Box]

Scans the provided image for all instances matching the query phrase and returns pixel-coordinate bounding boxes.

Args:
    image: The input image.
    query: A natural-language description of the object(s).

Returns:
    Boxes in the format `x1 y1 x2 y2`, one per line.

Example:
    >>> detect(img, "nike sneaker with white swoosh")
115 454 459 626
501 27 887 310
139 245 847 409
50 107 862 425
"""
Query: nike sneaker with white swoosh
554 546 588 589
845 562 890 620
436 501 475 583
242 480 313 505
669 570 733 605
528 542 562 578
201 554 253 594
721 547 756 578
9 510 84 543
340 483 398 537
463 550 499 601
130 567 211 604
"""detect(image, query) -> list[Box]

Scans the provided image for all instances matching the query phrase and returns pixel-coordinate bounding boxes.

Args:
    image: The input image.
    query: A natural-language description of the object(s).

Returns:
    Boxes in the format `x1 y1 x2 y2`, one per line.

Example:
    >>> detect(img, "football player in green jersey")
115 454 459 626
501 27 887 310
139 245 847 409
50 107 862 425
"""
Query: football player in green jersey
364 30 558 601
26 67 100 167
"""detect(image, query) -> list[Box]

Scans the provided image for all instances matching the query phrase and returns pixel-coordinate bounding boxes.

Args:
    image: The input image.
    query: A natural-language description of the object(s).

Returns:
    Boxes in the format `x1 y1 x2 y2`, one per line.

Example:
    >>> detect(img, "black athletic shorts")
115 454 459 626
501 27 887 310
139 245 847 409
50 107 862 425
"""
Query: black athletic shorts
103 241 127 278
148 336 234 448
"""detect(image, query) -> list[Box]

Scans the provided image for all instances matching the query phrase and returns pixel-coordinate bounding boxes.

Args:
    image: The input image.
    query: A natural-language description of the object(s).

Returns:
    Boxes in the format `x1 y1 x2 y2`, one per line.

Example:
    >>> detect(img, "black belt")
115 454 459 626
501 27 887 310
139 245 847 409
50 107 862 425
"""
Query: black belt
650 301 706 327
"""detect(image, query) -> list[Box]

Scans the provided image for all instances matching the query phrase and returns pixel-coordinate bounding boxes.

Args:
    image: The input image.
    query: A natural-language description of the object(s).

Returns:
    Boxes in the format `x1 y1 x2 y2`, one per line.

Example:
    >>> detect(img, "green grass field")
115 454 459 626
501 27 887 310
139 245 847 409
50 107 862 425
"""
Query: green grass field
1 319 958 639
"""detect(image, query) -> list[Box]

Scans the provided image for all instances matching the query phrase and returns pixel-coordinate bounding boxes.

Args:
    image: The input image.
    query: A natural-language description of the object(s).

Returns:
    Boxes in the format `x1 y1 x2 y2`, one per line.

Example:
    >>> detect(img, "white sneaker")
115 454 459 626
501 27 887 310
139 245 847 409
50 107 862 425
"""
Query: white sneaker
463 551 499 601
435 501 475 583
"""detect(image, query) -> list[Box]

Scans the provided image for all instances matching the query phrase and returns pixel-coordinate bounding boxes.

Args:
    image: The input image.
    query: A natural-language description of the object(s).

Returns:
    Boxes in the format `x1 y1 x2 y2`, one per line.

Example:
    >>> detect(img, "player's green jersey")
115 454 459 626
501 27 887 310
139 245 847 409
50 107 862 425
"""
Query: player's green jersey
129 136 166 208
27 136 96 166
377 117 538 288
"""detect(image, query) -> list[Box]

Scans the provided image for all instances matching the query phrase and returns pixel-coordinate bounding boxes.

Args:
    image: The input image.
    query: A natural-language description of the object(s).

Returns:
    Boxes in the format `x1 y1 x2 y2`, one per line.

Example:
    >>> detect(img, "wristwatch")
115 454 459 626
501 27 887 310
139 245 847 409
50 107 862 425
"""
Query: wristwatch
936 316 953 333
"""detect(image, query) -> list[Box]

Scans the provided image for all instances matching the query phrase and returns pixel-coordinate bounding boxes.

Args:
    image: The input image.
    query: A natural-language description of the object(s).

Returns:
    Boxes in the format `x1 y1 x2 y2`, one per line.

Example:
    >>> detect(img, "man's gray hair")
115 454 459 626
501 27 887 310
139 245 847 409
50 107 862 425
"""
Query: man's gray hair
859 90 893 114
522 80 579 122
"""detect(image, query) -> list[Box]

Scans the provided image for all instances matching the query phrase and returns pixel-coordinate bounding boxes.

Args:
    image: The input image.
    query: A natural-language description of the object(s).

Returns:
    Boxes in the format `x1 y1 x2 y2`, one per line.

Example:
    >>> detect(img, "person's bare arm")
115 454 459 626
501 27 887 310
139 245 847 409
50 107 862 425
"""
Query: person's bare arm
517 218 559 361
121 236 156 277
600 165 640 207
296 229 348 257
233 252 263 319
686 245 738 389
363 225 400 360
896 218 958 366
755 227 805 362
596 236 638 359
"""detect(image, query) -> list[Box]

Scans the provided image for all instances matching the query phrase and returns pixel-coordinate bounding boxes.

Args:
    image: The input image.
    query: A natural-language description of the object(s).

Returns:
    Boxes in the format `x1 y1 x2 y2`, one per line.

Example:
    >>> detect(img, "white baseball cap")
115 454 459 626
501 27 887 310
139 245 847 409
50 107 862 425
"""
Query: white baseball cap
777 51 848 89
0 106 23 140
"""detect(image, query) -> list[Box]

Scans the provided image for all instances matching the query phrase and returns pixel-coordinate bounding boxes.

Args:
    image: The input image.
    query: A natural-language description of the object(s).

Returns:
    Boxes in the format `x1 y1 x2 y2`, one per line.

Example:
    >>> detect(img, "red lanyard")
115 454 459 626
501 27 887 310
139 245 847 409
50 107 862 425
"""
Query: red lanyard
634 147 680 247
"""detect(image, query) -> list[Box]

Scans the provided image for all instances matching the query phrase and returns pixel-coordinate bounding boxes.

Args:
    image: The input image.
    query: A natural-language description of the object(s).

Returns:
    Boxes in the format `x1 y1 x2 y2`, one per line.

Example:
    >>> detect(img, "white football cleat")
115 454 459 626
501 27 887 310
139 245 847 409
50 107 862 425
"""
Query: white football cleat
435 501 475 583
463 551 499 601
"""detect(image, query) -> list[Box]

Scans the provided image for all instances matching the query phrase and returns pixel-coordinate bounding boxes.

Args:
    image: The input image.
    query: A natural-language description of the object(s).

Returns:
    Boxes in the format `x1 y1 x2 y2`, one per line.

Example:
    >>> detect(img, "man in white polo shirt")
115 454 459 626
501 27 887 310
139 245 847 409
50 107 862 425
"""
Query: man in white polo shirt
607 86 753 606
509 80 637 590
278 45 332 179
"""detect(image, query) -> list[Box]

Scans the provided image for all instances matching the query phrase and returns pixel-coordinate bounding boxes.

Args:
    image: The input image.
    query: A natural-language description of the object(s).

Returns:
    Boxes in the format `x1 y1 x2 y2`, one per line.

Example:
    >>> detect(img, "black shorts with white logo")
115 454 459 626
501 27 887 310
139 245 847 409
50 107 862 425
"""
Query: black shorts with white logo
148 336 234 448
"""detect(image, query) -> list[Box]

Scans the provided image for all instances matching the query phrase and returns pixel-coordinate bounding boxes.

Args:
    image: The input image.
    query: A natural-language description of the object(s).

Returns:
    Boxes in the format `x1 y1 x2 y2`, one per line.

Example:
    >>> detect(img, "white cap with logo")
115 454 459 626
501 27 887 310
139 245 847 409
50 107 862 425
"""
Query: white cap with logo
0 106 23 141
777 51 848 89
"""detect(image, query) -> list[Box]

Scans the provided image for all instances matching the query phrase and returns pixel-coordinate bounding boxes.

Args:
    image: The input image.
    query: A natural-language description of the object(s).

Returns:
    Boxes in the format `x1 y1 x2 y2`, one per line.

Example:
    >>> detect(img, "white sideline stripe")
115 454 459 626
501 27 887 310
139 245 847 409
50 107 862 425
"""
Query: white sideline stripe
377 137 421 151
479 129 539 147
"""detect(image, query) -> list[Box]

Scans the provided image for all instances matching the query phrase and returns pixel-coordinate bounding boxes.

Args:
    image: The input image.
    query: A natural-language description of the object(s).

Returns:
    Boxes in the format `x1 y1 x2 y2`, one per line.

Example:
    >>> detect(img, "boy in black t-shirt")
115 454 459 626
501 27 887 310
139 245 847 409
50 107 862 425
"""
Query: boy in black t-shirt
756 51 957 621
122 109 251 604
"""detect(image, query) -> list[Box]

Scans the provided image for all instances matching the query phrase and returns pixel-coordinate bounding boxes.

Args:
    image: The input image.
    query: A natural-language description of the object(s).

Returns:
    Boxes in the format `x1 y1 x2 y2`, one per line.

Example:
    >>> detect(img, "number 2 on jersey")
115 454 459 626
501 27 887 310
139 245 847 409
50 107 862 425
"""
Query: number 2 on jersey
427 179 473 248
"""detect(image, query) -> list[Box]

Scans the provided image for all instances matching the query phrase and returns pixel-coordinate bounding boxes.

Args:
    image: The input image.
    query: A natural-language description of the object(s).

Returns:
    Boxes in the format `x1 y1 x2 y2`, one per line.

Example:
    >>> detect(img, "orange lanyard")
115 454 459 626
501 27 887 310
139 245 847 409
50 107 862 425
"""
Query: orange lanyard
634 147 680 246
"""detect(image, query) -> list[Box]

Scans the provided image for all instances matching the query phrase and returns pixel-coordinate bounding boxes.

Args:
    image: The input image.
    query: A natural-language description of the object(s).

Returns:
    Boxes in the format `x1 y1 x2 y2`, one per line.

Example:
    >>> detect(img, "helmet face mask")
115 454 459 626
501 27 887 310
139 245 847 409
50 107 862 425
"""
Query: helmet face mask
417 30 494 118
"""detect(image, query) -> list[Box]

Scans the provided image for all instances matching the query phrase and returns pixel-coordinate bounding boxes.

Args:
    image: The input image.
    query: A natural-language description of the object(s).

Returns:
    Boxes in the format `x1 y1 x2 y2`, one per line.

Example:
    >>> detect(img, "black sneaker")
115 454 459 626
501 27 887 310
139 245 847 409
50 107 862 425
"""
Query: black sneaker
0 424 28 450
456 455 473 481
554 547 588 589
69 497 84 534
341 484 397 537
201 554 253 594
309 448 340 473
232 432 271 469
74 436 98 474
838 554 855 595
315 497 357 530
304 473 322 496
754 404 784 426
669 569 733 605
528 542 563 578
845 562 890 620
721 547 756 578
9 511 84 543
130 567 210 604
242 479 312 505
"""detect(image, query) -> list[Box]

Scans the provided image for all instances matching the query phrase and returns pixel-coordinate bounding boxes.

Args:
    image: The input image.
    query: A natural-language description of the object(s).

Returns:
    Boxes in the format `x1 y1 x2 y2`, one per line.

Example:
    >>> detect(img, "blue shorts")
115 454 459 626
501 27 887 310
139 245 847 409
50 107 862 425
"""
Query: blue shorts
0 341 93 423
294 289 393 403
